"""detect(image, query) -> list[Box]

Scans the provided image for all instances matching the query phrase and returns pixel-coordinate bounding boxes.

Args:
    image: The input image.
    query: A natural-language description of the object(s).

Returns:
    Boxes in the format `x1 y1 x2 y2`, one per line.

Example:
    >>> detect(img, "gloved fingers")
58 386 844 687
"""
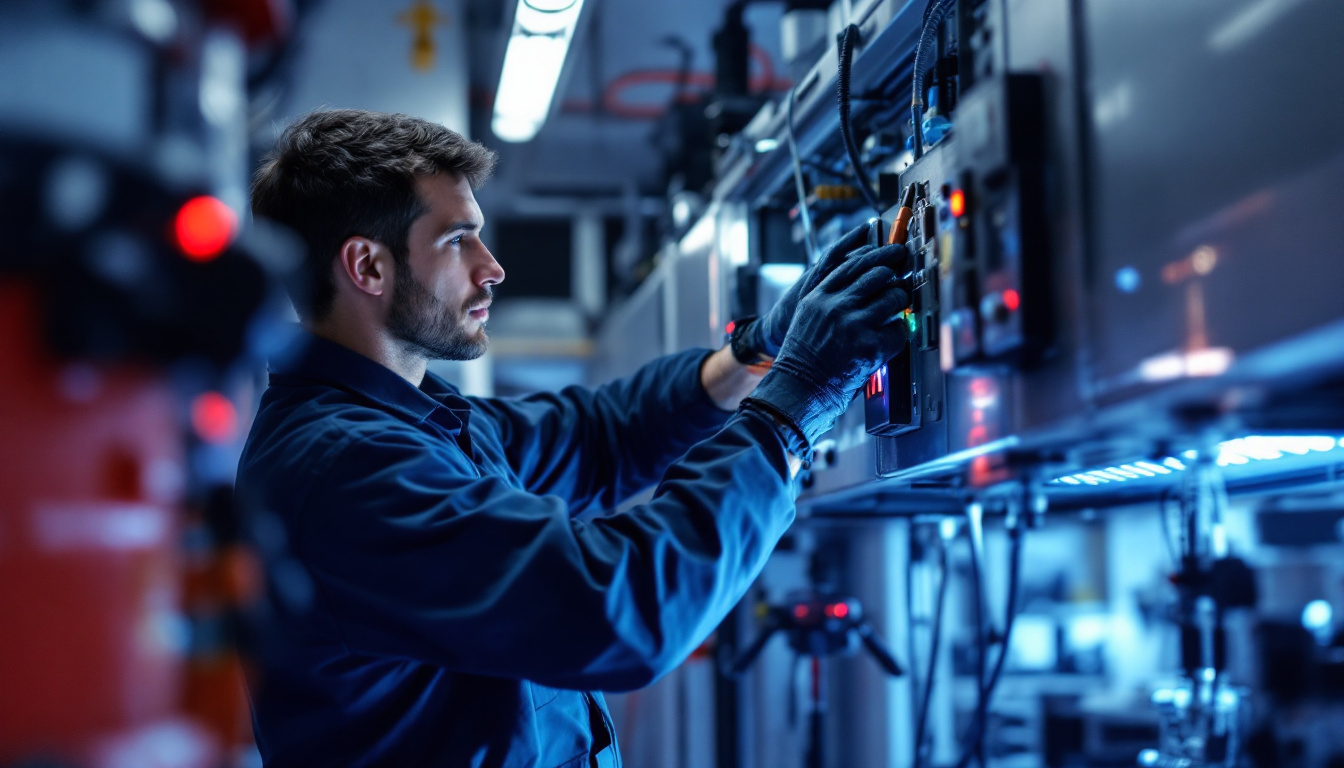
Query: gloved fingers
870 288 913 319
842 266 900 302
817 243 909 293
822 222 874 261
859 283 912 311
804 223 873 291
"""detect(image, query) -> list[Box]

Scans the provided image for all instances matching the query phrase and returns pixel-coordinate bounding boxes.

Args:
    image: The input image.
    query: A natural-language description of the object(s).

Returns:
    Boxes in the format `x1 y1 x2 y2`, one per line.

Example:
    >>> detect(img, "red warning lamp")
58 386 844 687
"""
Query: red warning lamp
1002 288 1021 312
174 196 237 262
192 391 238 443
725 320 736 335
825 602 850 619
793 604 810 620
948 189 966 218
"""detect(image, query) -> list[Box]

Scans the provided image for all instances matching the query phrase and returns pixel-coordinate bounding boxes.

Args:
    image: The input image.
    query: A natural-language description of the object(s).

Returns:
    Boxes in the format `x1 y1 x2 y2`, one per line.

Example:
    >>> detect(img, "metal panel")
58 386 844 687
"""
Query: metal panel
588 262 664 383
1081 0 1344 397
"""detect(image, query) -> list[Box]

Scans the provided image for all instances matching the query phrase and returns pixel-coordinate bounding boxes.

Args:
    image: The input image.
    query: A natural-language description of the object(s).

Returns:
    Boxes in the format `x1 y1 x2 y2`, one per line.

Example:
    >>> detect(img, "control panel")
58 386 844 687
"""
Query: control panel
864 74 1051 481
946 74 1050 364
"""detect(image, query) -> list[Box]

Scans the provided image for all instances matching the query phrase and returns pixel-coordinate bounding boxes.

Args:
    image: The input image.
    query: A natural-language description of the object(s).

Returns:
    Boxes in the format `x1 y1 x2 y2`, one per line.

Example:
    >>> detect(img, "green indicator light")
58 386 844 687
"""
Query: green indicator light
905 311 918 334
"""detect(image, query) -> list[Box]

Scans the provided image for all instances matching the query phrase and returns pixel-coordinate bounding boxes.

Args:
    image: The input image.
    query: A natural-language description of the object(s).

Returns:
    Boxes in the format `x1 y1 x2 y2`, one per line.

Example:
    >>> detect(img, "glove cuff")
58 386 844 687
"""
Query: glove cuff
729 317 776 366
740 399 815 463
744 366 843 449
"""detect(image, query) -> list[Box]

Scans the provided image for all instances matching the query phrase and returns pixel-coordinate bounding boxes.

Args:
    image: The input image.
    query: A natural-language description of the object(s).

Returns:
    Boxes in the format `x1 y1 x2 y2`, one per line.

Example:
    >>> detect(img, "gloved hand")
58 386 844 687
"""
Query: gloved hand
732 223 877 362
743 242 911 453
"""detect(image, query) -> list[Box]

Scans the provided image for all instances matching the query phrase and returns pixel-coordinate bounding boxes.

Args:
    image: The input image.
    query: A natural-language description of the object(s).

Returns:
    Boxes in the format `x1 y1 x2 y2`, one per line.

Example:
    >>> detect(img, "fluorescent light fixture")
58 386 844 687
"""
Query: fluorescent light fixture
1050 435 1344 486
754 138 780 153
492 0 586 143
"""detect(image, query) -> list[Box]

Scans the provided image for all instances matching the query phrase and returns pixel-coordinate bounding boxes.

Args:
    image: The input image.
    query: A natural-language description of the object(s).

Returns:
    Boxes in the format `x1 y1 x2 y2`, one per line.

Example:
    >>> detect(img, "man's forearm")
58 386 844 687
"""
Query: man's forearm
700 346 804 477
700 345 766 411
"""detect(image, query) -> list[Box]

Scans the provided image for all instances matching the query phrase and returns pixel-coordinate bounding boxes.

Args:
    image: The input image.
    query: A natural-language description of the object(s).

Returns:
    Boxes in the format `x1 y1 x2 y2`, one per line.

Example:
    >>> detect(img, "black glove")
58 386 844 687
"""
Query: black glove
731 223 875 363
743 242 911 453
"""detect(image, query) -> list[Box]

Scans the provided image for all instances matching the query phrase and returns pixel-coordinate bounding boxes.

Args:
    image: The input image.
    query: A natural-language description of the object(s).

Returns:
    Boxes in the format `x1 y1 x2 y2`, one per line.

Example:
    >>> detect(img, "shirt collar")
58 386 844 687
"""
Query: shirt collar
269 328 471 429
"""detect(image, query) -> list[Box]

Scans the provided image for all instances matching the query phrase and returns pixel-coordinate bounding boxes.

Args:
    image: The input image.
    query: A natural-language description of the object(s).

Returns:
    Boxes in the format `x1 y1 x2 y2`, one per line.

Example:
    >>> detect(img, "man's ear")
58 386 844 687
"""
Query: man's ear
336 236 392 297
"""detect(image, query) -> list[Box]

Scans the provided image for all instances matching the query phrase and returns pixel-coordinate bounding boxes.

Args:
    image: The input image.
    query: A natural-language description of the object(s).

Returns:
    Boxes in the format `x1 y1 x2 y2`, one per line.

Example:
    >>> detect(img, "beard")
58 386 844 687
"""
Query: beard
386 268 491 362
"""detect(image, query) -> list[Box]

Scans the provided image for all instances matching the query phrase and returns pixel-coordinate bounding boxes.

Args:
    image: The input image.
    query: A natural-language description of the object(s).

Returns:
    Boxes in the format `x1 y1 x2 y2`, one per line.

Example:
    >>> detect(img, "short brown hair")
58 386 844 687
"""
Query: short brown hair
251 109 496 321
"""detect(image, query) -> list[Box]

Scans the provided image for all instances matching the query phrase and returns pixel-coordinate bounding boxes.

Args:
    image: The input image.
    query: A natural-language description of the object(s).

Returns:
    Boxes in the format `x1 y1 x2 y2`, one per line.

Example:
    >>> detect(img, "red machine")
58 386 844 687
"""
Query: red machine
0 282 216 766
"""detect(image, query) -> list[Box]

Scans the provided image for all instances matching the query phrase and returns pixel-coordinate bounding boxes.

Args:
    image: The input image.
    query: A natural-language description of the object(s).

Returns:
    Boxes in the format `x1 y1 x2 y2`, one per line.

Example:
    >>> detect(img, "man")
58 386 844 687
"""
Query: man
238 109 909 767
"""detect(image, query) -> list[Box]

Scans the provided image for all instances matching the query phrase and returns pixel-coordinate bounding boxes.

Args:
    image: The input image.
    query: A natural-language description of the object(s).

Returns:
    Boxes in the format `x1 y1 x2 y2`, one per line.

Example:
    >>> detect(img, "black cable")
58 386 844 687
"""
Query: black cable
911 0 956 160
659 35 695 107
904 530 919 764
913 531 950 768
954 524 1027 768
786 84 819 261
788 651 802 729
966 511 988 768
835 24 884 214
801 159 852 181
1159 486 1180 565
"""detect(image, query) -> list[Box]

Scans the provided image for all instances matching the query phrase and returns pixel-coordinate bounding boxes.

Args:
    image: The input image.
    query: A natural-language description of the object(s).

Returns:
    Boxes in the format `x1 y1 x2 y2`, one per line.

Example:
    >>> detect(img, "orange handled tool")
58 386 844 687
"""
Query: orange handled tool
888 184 918 246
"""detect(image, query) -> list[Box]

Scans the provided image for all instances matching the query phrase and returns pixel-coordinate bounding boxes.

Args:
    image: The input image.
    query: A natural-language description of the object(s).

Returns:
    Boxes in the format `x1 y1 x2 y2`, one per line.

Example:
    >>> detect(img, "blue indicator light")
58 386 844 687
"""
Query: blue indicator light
1115 266 1141 293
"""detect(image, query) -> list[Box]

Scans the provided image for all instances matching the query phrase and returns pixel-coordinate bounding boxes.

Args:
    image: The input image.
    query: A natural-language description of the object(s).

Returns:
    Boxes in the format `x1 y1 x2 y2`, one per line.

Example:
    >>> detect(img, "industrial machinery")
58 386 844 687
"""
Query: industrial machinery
594 0 1344 765
0 2 295 765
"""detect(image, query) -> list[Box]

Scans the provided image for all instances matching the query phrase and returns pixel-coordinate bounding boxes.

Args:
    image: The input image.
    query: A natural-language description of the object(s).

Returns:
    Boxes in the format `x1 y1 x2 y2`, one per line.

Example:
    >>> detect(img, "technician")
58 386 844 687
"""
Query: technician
237 109 910 768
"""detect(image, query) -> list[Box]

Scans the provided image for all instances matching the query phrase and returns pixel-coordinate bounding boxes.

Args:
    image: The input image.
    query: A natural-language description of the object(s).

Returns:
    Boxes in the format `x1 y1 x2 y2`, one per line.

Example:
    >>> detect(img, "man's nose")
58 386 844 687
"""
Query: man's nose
476 246 505 287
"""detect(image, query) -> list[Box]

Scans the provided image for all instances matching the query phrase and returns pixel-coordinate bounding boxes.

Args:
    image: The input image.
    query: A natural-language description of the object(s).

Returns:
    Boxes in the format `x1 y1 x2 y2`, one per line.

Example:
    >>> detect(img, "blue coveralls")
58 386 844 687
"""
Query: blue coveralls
234 331 800 767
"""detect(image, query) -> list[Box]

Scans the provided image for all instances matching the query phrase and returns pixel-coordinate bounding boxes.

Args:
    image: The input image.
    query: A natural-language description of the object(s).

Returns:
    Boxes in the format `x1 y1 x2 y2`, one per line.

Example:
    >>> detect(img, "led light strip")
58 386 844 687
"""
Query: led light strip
1052 436 1344 486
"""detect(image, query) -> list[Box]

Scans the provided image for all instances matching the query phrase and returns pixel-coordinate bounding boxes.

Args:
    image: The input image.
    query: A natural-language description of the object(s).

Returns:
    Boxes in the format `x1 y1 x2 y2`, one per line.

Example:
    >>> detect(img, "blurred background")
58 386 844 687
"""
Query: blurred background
2 0 1343 766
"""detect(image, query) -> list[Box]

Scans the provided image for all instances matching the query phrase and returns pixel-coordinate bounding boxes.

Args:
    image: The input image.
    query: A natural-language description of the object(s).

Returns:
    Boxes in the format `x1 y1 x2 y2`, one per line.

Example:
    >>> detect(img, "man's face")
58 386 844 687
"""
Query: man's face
387 174 504 361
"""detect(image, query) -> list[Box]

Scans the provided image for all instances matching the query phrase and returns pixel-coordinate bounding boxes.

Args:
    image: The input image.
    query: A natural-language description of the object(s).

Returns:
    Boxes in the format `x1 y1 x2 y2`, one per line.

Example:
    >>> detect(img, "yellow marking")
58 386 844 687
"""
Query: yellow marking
398 1 448 72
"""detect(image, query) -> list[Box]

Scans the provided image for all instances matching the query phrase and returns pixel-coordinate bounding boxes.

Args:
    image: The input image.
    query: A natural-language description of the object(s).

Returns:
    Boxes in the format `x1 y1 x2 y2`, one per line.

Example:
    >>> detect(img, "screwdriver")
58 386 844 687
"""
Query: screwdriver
888 183 917 246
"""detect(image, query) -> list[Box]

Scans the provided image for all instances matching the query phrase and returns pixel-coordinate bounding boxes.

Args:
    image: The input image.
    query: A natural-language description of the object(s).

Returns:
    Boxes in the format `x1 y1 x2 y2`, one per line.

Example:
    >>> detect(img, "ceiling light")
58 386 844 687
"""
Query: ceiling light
491 0 586 143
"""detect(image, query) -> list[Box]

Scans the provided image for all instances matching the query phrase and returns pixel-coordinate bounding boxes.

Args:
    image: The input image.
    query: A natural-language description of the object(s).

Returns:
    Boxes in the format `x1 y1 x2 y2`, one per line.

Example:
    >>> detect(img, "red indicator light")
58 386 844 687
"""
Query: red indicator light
949 189 966 218
826 602 849 619
1002 288 1021 312
175 196 237 262
725 321 736 335
793 604 810 620
192 391 238 443
866 370 883 397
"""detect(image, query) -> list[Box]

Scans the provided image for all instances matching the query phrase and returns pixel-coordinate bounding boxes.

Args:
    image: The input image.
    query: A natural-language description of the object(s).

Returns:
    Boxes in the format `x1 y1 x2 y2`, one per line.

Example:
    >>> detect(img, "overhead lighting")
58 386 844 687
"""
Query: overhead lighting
1051 435 1344 486
491 0 586 143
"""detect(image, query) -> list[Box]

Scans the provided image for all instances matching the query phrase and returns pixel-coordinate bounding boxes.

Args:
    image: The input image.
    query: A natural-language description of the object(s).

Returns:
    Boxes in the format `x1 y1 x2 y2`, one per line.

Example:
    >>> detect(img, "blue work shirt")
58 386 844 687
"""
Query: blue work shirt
234 331 800 767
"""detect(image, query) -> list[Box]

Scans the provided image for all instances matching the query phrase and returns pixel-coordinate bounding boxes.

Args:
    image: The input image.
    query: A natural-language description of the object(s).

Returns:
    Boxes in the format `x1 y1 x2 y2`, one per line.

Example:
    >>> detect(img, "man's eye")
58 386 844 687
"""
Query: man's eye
449 234 464 246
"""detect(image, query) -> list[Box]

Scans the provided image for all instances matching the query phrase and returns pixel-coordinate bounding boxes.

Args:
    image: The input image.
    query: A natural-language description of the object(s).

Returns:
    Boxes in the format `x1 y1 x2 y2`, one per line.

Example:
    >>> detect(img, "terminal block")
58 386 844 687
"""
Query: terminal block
864 217 921 437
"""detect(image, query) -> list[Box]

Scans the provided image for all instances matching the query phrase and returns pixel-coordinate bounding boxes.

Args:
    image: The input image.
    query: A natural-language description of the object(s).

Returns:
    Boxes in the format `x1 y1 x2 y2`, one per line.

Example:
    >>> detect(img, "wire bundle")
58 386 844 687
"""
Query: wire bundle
911 0 957 160
954 522 1026 768
911 516 1027 768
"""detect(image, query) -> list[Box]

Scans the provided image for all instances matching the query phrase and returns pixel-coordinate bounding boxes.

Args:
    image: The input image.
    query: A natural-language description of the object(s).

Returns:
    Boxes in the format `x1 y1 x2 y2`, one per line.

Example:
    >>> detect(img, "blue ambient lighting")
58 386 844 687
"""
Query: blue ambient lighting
1051 436 1344 486
1302 599 1333 632
1115 266 1141 293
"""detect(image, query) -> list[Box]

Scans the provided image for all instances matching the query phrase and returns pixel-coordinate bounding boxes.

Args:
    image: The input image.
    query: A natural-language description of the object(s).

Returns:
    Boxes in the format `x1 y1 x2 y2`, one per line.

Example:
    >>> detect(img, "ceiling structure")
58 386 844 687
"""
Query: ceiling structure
464 0 788 214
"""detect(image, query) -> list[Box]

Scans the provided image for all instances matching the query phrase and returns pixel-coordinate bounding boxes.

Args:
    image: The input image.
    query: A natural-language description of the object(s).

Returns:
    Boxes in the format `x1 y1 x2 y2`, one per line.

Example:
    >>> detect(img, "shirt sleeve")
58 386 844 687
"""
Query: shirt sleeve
467 348 731 515
297 408 796 692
